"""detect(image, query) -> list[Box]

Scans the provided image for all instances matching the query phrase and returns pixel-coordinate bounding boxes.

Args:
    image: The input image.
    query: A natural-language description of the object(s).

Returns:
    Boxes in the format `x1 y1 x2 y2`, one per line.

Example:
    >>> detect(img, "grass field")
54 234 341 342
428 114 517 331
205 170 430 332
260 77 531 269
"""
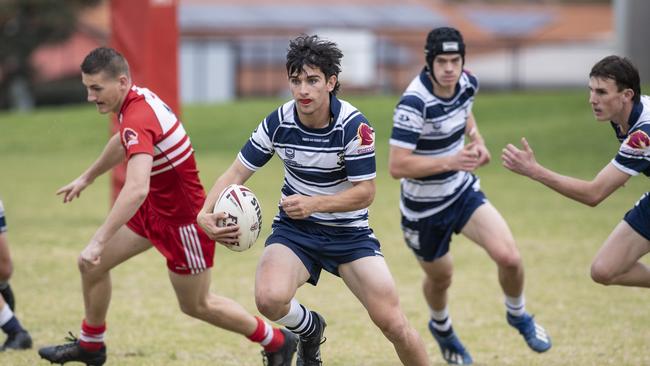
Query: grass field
0 90 649 365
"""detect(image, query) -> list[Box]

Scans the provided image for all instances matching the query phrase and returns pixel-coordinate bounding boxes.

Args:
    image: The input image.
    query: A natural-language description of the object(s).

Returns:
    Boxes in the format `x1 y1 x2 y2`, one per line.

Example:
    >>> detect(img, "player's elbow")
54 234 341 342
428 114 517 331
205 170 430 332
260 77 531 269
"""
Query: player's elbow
360 184 375 207
126 184 149 203
584 191 607 207
388 162 406 179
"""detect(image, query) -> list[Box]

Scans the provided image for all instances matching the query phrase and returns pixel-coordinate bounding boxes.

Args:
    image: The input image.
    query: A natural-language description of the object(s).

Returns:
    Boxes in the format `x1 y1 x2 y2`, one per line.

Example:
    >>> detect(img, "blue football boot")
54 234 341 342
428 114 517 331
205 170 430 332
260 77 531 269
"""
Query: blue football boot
428 320 473 365
507 313 551 353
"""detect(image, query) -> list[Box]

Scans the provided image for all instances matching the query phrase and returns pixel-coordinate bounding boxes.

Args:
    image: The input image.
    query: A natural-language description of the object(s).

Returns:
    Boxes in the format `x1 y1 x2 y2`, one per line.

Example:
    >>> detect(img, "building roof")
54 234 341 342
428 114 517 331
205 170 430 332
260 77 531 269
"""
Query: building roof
179 3 447 31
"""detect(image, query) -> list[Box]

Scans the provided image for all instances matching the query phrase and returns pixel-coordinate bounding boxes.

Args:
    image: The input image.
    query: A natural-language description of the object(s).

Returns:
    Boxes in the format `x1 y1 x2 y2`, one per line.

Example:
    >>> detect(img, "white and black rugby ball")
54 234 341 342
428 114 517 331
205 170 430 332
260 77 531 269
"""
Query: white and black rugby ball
214 184 262 252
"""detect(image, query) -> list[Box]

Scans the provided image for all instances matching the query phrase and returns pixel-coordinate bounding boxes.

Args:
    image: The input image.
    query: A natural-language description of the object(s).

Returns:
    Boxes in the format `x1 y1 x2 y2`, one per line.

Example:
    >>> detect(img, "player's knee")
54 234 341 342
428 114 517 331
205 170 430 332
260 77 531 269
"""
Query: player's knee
494 247 521 270
255 290 288 320
424 271 452 292
0 258 12 282
76 256 90 275
0 265 11 282
374 312 411 344
178 297 208 318
590 261 615 285
76 256 107 281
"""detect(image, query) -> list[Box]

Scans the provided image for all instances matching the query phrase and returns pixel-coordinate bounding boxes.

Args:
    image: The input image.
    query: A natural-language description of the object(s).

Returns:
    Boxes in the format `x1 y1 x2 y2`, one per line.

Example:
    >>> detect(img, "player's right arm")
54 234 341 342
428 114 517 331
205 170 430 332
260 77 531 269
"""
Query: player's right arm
502 137 630 206
56 133 125 203
80 153 152 265
389 94 480 179
389 143 480 179
197 159 255 244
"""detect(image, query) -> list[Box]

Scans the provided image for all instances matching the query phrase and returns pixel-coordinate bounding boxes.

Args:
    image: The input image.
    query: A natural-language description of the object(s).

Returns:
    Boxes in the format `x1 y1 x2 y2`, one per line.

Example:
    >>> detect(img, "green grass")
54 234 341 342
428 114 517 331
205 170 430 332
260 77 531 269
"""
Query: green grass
0 90 649 365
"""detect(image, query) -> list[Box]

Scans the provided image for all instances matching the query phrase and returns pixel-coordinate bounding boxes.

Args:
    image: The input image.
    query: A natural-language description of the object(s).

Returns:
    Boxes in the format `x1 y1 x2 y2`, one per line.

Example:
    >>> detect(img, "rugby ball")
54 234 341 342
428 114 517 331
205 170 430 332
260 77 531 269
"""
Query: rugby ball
213 184 262 252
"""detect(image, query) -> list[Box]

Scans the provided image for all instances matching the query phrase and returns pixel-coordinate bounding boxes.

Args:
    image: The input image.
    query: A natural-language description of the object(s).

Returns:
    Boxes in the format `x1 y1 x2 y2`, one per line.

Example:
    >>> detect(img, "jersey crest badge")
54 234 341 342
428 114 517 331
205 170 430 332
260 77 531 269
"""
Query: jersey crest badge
285 147 295 160
356 123 375 154
625 130 650 149
621 130 650 156
122 128 139 148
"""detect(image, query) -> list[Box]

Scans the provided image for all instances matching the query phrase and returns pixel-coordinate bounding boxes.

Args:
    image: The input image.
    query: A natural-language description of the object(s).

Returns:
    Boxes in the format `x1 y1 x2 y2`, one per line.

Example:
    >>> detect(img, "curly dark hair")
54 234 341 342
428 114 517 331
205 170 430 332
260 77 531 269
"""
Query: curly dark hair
81 47 130 79
590 55 641 103
286 35 343 95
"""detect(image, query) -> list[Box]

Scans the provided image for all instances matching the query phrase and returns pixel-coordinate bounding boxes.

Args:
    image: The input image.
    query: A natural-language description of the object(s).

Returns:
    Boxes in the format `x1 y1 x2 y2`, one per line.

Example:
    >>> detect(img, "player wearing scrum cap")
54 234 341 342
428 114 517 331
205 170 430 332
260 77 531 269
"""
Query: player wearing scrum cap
388 27 551 364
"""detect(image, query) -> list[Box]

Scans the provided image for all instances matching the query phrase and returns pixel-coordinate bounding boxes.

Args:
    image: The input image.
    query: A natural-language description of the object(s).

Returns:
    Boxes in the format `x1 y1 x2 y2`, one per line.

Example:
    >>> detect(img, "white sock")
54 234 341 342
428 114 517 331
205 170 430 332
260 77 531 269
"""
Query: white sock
275 298 315 336
505 295 526 316
0 303 12 327
429 307 452 333
275 299 302 326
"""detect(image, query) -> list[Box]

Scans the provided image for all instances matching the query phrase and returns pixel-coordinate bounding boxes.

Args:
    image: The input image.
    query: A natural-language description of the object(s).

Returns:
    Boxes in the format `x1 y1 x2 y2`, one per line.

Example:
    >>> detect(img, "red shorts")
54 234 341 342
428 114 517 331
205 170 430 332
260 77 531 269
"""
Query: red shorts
126 201 215 275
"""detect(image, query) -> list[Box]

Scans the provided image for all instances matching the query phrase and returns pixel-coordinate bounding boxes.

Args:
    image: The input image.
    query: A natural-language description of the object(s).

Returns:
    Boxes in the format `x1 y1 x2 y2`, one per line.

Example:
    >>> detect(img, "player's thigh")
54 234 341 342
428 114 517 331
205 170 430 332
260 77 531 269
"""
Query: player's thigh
255 243 310 301
461 202 518 259
85 225 152 273
339 256 401 319
168 268 210 306
594 221 650 272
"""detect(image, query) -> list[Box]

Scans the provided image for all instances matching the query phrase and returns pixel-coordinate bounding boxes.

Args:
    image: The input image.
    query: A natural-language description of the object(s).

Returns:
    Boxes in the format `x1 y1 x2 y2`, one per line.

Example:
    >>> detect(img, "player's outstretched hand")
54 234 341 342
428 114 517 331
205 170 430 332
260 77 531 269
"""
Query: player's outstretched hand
56 176 92 203
281 194 316 220
197 211 240 246
501 137 539 177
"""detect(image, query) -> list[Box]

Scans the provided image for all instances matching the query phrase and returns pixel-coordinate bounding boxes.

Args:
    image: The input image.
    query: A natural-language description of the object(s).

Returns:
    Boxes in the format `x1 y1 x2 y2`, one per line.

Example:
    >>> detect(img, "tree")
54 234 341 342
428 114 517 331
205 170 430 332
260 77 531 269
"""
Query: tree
0 0 100 110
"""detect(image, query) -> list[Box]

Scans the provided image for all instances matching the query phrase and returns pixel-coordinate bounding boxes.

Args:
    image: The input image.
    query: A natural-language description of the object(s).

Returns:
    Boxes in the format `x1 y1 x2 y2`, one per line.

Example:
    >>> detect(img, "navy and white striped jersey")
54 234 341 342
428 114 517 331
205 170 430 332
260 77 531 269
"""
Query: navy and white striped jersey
238 96 376 228
390 68 479 220
612 95 650 176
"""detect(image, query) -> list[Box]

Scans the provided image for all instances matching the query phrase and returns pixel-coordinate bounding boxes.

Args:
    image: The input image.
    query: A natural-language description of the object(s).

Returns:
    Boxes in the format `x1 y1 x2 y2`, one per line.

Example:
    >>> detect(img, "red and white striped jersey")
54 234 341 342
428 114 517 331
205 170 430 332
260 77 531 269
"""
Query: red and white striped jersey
118 85 205 223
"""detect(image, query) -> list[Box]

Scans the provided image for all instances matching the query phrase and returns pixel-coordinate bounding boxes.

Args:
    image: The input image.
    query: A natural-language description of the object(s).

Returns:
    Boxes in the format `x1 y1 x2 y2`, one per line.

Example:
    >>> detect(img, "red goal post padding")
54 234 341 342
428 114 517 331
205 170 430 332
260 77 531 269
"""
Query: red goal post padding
109 0 179 203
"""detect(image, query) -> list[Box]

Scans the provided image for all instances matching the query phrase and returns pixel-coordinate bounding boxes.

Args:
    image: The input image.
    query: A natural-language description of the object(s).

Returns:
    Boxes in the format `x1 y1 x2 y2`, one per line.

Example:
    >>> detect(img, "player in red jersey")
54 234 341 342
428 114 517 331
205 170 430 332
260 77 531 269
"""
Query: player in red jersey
38 47 297 366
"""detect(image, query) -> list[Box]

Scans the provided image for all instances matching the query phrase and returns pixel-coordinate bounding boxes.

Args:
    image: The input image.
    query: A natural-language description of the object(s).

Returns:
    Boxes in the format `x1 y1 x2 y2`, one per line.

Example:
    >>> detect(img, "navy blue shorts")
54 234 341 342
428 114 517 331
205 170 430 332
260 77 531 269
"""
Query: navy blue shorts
623 192 650 240
401 188 487 262
266 218 383 285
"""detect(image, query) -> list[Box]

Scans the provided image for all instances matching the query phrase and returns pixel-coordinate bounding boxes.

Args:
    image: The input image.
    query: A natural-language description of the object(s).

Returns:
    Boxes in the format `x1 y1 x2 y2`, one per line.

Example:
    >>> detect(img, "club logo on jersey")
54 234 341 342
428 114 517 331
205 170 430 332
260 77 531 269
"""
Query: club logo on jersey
285 148 295 160
625 130 650 149
122 128 139 148
356 123 375 154
397 113 410 122
621 130 650 156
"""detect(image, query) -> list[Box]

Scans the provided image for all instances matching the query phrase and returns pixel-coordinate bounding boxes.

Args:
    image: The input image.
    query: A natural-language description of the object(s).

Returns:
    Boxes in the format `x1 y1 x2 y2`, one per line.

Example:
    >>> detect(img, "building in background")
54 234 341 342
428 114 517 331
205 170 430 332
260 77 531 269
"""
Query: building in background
179 0 614 102
8 0 617 108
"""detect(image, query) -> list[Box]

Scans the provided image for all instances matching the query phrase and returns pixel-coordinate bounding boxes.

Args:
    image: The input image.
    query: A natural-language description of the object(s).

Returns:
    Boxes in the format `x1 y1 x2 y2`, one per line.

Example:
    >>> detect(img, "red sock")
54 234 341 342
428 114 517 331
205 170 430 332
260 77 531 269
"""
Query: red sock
247 316 285 352
79 319 106 352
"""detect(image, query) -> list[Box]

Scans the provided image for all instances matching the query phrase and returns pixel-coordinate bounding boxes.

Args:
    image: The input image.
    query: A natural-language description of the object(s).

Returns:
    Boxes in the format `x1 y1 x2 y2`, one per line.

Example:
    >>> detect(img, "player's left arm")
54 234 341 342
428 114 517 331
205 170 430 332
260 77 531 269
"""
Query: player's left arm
81 153 152 265
466 111 490 167
502 137 630 206
281 179 375 220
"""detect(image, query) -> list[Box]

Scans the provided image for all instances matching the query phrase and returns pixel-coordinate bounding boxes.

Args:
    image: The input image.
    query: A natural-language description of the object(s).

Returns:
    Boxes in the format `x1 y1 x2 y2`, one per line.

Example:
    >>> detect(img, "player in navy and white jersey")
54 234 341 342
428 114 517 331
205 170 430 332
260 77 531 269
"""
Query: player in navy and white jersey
0 199 32 351
503 55 650 289
198 35 430 366
239 95 375 228
389 27 551 365
38 47 297 366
